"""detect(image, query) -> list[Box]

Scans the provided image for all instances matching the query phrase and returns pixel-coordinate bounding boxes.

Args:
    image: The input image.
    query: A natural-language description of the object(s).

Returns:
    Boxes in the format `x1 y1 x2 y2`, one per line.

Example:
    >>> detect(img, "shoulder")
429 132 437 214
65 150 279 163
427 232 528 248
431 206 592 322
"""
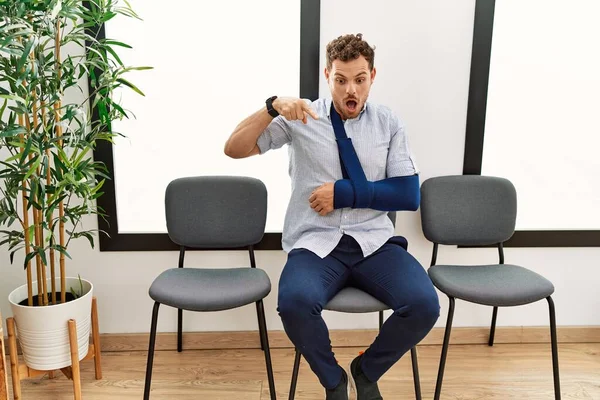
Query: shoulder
366 101 405 134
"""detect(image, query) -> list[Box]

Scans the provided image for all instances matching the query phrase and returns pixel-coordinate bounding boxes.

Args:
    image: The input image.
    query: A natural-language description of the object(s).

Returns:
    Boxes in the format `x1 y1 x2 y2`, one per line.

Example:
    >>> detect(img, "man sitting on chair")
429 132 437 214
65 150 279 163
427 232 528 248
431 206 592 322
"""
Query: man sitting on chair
224 33 440 400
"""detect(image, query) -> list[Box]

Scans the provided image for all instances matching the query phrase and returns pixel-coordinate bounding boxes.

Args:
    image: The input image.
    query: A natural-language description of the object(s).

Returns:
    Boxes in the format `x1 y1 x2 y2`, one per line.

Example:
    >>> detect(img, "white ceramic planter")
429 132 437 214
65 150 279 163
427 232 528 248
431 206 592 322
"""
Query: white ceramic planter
8 277 93 371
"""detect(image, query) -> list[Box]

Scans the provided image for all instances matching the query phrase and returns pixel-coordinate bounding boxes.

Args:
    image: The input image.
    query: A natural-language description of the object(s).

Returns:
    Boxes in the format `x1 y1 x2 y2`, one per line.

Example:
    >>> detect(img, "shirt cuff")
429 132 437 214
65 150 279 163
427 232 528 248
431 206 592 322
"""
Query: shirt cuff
256 132 271 154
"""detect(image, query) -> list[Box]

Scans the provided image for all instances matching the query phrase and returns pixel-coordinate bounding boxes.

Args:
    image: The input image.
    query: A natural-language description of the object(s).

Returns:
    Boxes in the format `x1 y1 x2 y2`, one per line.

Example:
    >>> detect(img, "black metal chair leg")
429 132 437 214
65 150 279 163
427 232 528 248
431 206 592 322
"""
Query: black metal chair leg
256 301 266 351
143 302 161 400
434 296 455 400
256 300 277 400
289 348 302 400
547 296 561 400
177 308 183 352
379 310 384 331
410 347 422 400
488 306 498 346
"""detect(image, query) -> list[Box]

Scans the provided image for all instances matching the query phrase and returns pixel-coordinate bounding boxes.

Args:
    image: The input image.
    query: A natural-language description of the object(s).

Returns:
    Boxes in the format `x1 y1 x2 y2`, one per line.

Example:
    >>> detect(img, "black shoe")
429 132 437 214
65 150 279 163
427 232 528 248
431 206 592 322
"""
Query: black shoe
348 354 383 400
326 367 349 400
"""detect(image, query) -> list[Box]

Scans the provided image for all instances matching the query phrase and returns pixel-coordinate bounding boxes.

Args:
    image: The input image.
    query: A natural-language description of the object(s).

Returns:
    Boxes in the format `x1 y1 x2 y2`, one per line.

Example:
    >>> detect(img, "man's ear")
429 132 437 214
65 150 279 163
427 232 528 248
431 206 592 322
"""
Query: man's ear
324 67 330 81
371 67 377 82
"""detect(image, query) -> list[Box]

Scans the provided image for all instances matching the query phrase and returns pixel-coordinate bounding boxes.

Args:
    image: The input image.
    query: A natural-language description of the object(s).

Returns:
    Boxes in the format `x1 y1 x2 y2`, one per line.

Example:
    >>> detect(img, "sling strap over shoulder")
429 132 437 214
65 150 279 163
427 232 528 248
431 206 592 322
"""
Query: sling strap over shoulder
330 102 372 207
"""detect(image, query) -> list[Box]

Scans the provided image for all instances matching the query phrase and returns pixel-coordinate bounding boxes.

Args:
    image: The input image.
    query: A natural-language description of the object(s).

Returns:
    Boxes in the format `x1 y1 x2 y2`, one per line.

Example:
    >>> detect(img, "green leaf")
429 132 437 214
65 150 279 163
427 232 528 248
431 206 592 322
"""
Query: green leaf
103 40 131 49
121 66 153 73
27 225 35 243
52 152 67 179
51 0 63 19
104 45 124 66
16 39 34 74
91 191 104 200
0 98 7 118
10 247 22 266
19 137 32 166
4 152 21 163
24 250 36 269
28 179 38 209
0 94 26 104
101 11 118 22
107 98 126 117
38 246 47 267
73 231 95 249
90 179 105 195
116 78 145 96
23 155 42 181
0 126 26 138
52 246 71 260
55 146 71 168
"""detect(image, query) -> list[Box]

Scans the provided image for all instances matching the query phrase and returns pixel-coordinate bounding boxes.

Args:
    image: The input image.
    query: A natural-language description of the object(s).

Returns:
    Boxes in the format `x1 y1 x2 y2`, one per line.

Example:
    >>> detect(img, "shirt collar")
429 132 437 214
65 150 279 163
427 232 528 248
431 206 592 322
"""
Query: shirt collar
326 98 368 121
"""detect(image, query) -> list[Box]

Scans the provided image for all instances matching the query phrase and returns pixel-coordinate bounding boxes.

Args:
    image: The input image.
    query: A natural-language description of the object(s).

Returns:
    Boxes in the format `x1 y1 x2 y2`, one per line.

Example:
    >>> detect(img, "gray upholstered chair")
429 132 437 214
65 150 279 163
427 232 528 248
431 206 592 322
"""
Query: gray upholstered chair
288 212 422 400
143 176 276 400
420 175 560 400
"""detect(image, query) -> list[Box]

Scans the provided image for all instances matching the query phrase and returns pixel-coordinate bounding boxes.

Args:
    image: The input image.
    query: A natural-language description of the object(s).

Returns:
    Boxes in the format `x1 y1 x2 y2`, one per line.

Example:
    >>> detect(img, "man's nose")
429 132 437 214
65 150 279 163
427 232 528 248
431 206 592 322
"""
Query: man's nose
346 83 356 96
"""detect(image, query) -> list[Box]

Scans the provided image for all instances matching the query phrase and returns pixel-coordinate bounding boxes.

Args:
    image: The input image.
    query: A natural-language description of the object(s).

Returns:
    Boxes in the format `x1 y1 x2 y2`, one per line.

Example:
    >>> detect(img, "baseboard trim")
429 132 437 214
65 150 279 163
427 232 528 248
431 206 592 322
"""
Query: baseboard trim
5 326 599 355
99 326 600 353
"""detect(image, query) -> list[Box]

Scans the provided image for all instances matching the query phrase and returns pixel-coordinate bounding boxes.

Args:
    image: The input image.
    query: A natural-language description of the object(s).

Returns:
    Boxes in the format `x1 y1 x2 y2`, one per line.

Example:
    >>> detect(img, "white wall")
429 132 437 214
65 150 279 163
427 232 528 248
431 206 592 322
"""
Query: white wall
1 0 599 335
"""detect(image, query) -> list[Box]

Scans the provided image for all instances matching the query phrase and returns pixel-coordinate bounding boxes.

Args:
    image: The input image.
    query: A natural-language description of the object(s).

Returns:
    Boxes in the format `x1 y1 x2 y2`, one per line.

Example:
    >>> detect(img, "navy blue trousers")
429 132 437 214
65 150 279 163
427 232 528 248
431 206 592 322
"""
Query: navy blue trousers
278 235 440 389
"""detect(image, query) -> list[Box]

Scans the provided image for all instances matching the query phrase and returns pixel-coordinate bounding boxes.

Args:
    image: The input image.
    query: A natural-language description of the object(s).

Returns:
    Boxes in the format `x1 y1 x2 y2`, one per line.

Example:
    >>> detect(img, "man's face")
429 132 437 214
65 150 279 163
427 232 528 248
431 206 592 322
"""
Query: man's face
324 55 376 120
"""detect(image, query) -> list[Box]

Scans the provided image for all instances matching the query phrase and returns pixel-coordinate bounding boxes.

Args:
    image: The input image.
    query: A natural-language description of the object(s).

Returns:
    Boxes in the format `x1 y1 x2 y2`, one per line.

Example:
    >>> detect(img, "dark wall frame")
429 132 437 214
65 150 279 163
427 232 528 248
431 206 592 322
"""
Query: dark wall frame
89 0 321 251
462 0 600 247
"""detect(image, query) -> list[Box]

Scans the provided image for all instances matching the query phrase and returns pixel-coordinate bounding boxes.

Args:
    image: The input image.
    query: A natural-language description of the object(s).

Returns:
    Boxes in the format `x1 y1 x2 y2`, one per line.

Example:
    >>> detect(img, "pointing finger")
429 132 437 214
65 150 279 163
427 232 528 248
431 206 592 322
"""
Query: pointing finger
302 102 319 120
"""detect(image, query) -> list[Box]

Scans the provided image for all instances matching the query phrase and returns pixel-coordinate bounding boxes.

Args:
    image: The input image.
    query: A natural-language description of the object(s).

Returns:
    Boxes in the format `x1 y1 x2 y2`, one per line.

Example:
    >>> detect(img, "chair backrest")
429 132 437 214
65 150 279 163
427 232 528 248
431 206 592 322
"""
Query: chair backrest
388 211 396 228
420 175 516 246
164 176 267 248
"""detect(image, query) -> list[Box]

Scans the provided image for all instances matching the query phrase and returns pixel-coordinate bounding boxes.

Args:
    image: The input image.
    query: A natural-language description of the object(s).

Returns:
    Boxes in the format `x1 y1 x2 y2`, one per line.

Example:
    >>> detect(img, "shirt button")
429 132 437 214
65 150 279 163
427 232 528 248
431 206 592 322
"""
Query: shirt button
344 215 348 219
340 229 345 234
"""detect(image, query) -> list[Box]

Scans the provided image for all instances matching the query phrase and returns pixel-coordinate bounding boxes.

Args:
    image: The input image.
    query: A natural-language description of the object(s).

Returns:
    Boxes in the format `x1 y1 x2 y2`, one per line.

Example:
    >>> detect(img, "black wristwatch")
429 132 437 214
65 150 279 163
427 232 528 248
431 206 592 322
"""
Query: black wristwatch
266 96 279 117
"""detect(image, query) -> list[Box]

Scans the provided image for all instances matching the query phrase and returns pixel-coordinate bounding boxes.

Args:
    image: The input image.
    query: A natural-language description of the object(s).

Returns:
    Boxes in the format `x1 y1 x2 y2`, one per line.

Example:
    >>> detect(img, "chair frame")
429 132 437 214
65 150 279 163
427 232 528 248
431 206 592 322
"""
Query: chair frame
430 242 561 400
143 244 276 400
287 306 422 400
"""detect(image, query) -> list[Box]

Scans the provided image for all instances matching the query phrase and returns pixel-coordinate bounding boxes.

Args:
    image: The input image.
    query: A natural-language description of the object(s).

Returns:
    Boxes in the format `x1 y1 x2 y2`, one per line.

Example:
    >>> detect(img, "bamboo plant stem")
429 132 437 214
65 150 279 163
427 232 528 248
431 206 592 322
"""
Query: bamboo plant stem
30 67 49 306
41 100 57 305
18 113 34 307
16 35 33 306
22 115 43 306
23 115 43 305
54 17 66 303
37 207 48 305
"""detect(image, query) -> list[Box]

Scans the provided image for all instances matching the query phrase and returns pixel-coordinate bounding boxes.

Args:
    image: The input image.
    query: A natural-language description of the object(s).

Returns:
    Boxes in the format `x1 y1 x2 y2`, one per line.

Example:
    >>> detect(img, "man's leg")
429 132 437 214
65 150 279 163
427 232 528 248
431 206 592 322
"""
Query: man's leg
278 248 350 389
351 241 440 382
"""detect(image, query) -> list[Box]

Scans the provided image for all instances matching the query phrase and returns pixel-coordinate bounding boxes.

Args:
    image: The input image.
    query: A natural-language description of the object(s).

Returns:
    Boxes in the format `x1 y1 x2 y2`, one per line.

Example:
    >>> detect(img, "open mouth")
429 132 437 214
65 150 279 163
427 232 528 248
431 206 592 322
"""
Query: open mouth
346 99 358 112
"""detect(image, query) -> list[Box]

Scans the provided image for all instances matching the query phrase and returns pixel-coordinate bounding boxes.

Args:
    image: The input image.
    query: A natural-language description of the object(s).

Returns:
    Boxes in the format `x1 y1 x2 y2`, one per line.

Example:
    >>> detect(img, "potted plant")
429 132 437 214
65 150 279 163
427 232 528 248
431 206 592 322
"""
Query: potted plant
0 0 148 372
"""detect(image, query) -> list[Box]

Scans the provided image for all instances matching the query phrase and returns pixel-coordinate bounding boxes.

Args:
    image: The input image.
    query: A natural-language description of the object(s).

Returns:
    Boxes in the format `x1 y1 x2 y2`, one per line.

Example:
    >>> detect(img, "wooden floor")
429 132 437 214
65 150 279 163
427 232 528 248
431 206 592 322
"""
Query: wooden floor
7 343 600 399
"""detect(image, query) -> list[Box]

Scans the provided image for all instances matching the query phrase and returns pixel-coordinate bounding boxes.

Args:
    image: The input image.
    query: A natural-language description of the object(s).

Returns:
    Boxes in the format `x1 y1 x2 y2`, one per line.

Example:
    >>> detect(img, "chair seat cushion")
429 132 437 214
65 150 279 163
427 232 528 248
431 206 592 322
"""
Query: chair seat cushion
428 264 554 307
149 267 271 311
325 287 389 313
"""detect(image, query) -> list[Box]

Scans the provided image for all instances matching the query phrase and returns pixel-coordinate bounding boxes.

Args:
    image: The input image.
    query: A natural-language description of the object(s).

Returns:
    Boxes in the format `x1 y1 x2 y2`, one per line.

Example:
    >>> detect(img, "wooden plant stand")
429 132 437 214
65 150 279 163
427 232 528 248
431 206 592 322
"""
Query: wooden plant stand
5 297 102 400
1 311 9 400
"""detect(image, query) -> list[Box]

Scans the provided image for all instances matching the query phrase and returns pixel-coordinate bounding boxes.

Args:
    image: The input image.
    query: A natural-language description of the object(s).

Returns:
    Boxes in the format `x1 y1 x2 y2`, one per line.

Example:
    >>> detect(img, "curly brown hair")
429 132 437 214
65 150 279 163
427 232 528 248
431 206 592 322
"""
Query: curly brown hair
326 33 375 71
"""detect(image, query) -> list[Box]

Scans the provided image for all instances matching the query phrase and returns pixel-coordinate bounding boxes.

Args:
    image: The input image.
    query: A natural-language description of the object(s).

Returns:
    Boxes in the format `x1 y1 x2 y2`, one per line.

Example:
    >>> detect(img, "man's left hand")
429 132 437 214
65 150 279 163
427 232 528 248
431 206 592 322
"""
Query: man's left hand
309 183 335 216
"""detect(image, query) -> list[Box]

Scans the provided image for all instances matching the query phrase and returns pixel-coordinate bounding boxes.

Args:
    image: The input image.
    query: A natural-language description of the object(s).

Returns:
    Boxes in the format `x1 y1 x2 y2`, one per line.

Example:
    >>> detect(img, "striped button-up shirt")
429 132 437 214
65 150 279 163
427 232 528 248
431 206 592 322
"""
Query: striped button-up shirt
257 98 418 259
